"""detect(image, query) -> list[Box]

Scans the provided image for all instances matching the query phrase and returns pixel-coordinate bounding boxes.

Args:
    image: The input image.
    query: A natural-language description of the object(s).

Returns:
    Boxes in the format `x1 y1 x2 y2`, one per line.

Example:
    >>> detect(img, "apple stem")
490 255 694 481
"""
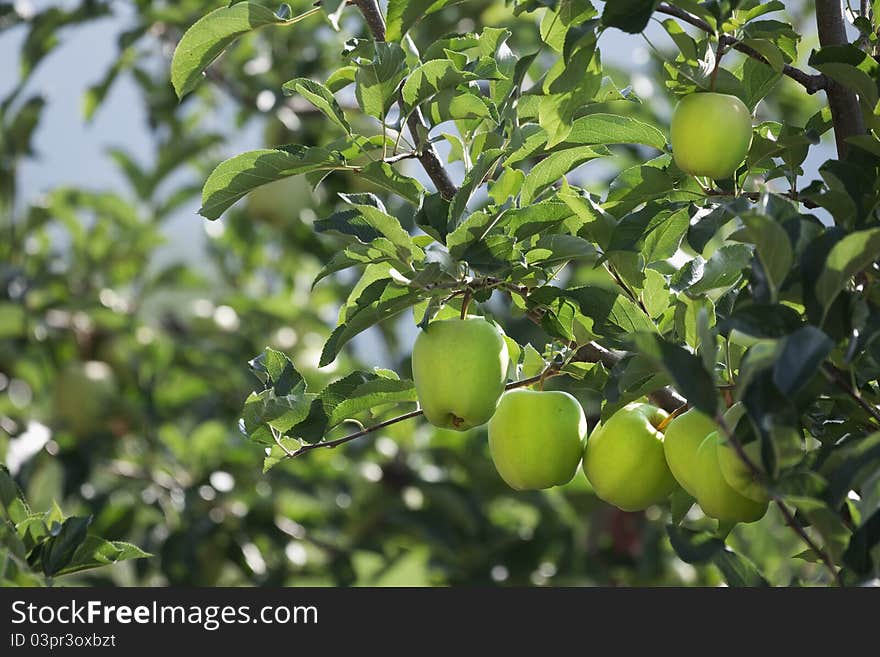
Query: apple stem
460 290 471 319
656 403 688 432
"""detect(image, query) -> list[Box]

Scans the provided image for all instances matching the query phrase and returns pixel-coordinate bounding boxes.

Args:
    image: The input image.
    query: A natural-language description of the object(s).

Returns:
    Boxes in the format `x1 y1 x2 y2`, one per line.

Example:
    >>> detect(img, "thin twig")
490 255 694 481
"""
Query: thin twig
284 370 554 459
351 0 458 200
704 188 821 210
823 364 880 425
714 414 844 586
656 3 827 94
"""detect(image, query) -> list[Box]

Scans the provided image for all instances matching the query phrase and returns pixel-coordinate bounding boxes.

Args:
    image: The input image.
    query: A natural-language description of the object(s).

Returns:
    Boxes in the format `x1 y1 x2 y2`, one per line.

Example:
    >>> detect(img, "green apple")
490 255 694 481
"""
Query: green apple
488 389 586 490
412 317 508 430
663 408 719 497
717 439 769 504
671 92 753 180
693 432 768 523
52 360 118 435
582 402 678 512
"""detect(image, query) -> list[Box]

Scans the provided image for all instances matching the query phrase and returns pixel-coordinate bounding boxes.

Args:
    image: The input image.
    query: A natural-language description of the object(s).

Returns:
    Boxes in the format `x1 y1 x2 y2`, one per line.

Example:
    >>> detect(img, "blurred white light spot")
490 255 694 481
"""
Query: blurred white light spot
276 516 306 539
33 324 47 341
25 236 39 254
170 488 185 511
336 492 352 509
360 462 383 482
285 541 308 566
244 53 272 76
518 527 534 540
71 312 93 332
199 485 216 501
6 421 51 475
299 208 317 225
420 464 443 483
230 501 248 517
210 470 235 492
192 298 214 318
80 483 96 500
538 561 557 578
402 486 423 510
7 277 25 299
136 326 155 345
209 507 226 523
45 440 59 456
84 361 113 381
141 486 159 505
45 309 70 328
645 505 662 521
242 542 266 575
276 105 301 131
491 565 509 582
632 73 654 98
0 372 7 391
672 558 698 583
256 481 272 497
203 218 225 238
8 379 32 409
633 46 650 65
14 1 34 19
274 326 298 349
848 490 861 501
213 305 240 331
457 18 475 32
256 89 276 112
531 571 547 586
376 436 398 458
0 416 17 434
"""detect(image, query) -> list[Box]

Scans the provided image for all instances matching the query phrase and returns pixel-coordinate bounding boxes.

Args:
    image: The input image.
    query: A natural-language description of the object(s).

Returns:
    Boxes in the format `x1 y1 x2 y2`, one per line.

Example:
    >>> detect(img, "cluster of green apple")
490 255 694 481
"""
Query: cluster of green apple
413 317 767 524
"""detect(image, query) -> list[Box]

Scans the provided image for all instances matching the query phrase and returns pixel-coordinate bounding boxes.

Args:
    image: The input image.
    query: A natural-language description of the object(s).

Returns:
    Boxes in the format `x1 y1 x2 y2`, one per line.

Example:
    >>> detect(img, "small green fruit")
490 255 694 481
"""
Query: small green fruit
582 402 678 512
717 440 769 503
693 432 768 523
488 389 586 490
663 408 719 498
671 92 753 179
412 317 508 430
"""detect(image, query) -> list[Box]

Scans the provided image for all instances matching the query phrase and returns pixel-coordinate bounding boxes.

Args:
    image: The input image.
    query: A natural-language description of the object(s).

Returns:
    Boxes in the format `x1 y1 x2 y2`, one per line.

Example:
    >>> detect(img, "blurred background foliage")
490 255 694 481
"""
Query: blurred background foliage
0 0 835 586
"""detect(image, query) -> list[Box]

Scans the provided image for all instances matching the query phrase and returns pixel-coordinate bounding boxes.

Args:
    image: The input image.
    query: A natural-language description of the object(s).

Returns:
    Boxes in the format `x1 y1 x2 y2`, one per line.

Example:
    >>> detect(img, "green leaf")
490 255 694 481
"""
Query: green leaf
171 3 317 98
730 213 793 303
809 45 880 110
324 371 417 426
601 0 659 33
667 525 768 586
386 0 452 42
632 333 719 416
526 234 597 267
531 285 656 347
199 146 345 220
248 348 307 396
320 278 422 366
772 326 833 396
54 537 150 577
448 149 505 228
565 113 666 150
521 146 605 204
815 228 880 319
358 161 425 205
41 515 91 577
348 40 408 119
688 244 753 294
401 59 481 113
843 509 880 577
282 78 351 133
